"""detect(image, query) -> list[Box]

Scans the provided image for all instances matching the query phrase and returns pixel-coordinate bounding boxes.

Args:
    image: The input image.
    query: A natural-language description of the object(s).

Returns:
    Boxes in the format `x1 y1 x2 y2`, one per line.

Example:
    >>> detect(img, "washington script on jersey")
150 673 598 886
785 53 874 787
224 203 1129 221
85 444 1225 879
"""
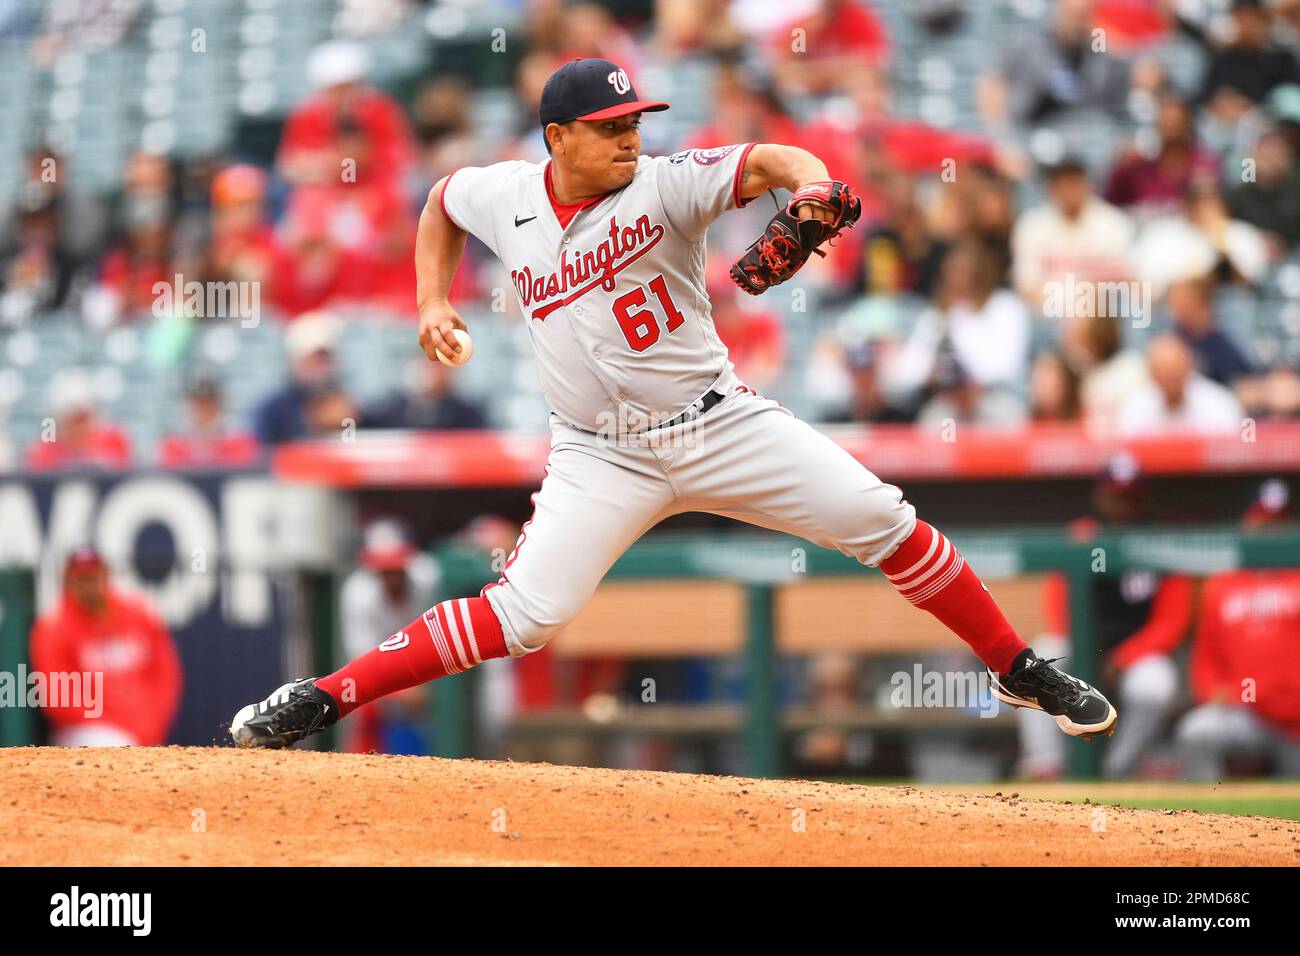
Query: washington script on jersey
511 213 665 320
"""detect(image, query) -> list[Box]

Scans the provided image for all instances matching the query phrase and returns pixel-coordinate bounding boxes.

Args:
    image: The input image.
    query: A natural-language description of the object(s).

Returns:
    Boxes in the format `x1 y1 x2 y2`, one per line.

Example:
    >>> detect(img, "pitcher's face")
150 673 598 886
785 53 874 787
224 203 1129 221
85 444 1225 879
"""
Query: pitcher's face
550 114 642 194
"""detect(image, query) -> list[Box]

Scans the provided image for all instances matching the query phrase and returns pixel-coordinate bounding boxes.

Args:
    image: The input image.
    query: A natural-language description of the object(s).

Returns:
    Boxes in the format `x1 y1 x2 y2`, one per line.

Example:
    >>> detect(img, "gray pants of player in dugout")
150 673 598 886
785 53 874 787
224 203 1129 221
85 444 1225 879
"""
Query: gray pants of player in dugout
1176 703 1300 781
484 368 918 657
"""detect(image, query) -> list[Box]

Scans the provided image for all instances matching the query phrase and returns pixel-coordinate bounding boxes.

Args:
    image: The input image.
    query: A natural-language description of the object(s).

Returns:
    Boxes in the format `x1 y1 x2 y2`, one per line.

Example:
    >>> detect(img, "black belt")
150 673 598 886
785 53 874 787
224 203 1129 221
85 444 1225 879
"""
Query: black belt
652 389 725 430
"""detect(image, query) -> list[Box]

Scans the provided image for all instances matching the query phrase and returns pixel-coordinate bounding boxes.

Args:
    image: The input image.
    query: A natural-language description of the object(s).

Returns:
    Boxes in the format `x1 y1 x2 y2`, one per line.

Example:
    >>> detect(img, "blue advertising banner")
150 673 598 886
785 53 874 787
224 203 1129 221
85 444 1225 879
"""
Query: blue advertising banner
0 469 323 746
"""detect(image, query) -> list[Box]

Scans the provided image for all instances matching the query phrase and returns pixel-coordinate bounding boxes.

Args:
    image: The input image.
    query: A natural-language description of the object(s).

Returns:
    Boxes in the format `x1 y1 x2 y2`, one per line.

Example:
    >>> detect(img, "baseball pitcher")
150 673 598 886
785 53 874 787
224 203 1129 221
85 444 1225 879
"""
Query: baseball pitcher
232 58 1117 749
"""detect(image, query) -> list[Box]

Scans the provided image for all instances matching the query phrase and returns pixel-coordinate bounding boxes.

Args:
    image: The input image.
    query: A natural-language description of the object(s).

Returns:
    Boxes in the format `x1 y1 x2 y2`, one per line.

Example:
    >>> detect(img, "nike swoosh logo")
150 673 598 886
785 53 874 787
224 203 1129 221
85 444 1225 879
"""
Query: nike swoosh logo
514 215 537 227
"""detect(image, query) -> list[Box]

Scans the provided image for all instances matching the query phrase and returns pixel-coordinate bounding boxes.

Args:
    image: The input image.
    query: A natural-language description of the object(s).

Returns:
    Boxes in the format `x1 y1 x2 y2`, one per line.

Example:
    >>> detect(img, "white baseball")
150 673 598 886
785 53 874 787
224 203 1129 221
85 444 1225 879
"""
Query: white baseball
436 328 474 367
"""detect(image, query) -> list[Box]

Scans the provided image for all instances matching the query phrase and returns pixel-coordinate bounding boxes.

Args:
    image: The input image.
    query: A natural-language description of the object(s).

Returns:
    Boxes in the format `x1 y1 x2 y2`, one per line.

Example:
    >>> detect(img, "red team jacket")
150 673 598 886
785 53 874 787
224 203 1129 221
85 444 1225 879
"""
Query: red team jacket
1192 569 1300 739
29 591 183 745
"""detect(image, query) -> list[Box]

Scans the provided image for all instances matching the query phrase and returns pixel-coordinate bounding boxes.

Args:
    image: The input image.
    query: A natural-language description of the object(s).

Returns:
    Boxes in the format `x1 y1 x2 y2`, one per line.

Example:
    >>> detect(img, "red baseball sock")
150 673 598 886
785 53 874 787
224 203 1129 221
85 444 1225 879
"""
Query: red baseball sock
315 596 509 717
879 520 1028 674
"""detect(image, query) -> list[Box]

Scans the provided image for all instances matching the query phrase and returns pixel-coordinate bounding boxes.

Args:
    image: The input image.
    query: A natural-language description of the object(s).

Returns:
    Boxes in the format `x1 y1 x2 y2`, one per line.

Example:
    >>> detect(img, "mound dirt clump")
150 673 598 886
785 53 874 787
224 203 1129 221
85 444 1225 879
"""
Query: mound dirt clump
1 747 1295 866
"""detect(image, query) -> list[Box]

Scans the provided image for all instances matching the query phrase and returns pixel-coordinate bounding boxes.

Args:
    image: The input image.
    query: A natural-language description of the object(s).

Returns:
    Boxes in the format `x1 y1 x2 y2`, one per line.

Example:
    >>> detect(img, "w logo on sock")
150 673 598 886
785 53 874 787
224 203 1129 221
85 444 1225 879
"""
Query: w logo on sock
379 631 409 653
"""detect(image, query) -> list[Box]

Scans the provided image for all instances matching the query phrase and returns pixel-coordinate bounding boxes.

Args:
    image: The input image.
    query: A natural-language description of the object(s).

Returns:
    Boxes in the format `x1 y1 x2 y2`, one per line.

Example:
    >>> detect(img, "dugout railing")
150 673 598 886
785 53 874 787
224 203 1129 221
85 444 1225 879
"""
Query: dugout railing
429 525 1300 779
0 570 34 747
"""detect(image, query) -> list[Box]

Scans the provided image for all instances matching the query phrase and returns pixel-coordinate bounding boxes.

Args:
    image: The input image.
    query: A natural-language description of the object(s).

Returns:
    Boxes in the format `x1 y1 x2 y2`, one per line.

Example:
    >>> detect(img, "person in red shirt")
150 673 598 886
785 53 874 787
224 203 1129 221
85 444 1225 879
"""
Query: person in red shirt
361 191 420 318
94 152 176 322
157 370 261 468
364 197 479 311
276 41 416 285
25 375 133 471
769 0 890 97
203 164 279 290
29 548 182 746
271 189 374 316
96 201 173 321
1176 479 1300 779
277 41 414 196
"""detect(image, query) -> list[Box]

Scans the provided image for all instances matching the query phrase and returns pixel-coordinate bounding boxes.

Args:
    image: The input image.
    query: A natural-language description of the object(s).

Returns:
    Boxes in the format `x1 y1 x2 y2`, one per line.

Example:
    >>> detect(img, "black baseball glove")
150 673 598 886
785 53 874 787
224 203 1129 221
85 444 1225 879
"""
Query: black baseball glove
729 181 862 295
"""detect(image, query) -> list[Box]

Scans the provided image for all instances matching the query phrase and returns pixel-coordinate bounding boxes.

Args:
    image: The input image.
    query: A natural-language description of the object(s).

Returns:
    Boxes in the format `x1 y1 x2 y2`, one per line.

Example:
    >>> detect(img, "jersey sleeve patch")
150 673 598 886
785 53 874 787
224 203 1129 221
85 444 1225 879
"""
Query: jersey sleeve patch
666 145 741 167
655 143 754 240
691 145 740 166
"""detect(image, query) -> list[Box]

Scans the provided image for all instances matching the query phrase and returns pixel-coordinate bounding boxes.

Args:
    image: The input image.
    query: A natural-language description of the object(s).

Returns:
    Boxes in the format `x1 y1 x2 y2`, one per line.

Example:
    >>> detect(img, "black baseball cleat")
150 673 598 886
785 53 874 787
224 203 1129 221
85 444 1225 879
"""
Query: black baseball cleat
988 651 1118 740
230 678 338 749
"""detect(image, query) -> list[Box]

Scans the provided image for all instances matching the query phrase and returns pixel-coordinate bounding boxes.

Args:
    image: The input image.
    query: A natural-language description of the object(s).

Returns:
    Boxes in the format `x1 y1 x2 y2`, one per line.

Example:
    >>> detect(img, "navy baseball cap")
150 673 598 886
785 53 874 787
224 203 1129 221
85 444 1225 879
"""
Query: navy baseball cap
539 58 669 127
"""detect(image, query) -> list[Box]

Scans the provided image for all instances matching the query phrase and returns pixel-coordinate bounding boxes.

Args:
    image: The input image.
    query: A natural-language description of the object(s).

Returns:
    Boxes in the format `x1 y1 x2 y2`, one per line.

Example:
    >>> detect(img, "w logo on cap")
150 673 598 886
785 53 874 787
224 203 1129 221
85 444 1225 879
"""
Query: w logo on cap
607 69 630 95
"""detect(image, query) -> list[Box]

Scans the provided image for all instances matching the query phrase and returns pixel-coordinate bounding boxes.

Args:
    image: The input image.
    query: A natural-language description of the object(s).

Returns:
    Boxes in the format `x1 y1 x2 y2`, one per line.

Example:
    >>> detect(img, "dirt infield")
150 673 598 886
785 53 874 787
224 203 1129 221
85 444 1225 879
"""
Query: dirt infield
1 746 1297 866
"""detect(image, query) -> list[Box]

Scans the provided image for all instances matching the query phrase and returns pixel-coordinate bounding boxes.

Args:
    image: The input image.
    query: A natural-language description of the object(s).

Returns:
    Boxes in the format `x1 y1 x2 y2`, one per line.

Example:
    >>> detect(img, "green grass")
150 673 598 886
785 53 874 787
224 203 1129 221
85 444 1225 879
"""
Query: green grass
823 778 1300 822
1079 796 1300 821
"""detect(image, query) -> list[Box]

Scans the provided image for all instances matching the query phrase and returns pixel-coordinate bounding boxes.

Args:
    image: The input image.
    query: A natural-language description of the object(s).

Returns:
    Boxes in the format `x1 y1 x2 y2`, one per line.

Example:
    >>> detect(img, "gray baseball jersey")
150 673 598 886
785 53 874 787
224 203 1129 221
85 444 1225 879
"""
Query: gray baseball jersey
441 143 758 431
439 144 917 659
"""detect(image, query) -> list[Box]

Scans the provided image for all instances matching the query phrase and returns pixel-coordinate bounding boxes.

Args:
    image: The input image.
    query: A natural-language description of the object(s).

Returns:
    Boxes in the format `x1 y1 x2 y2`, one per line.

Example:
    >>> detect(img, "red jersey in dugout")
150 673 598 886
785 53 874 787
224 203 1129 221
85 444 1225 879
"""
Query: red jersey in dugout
29 590 183 745
1193 569 1300 738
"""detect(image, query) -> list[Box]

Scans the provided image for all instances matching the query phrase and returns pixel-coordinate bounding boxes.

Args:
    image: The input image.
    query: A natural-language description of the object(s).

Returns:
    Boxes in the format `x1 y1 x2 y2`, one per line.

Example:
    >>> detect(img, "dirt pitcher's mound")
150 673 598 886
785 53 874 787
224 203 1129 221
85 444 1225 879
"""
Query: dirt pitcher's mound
1 747 1296 866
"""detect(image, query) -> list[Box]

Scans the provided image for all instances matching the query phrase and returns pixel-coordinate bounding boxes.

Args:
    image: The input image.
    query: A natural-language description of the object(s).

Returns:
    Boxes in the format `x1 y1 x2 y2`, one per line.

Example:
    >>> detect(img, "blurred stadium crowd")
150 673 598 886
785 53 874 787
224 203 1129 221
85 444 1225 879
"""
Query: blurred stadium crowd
1 0 1300 468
